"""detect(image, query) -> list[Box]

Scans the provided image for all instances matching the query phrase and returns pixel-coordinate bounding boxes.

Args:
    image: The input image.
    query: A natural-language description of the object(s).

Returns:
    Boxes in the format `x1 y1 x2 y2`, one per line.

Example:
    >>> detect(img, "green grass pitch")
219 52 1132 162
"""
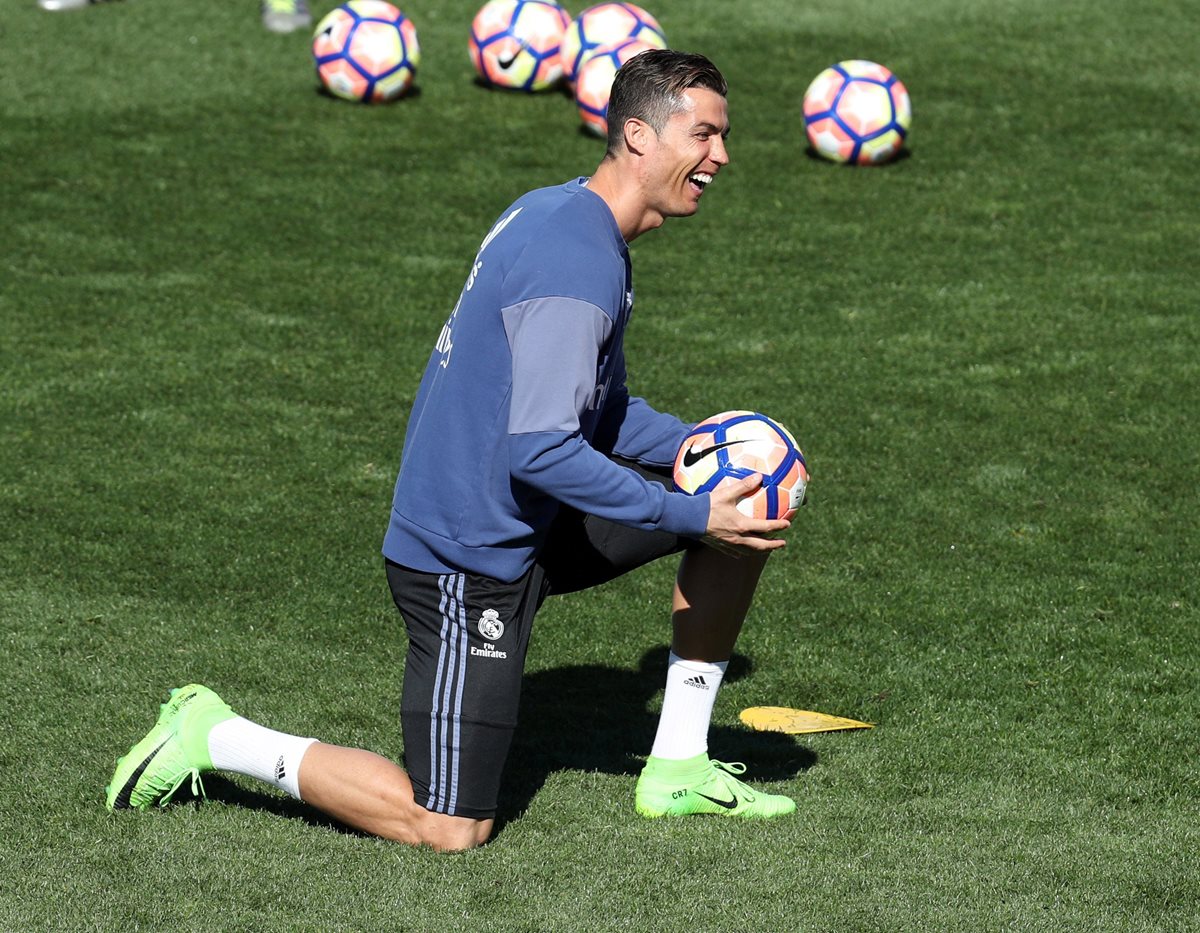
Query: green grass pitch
1 0 1197 929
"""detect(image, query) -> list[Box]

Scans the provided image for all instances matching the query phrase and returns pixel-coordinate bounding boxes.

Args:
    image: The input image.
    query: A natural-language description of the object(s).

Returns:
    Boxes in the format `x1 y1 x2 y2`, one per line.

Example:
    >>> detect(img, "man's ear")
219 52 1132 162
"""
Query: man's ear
623 117 654 156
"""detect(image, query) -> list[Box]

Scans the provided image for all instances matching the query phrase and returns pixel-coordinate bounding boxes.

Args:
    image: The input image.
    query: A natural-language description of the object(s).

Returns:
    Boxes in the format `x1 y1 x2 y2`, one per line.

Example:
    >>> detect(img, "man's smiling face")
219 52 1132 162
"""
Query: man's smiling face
642 87 730 219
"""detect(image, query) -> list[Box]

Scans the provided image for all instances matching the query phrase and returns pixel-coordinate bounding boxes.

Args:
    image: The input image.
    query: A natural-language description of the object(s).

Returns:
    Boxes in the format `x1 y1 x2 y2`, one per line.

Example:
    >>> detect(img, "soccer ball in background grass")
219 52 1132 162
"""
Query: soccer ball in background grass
673 411 809 521
312 1 419 102
470 0 572 92
574 38 657 136
559 2 666 85
802 60 911 165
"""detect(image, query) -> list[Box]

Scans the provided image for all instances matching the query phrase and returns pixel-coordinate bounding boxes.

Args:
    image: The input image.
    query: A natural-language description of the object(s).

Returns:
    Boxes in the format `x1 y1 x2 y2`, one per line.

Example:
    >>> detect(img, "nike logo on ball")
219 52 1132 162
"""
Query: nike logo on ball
497 39 531 71
682 440 741 468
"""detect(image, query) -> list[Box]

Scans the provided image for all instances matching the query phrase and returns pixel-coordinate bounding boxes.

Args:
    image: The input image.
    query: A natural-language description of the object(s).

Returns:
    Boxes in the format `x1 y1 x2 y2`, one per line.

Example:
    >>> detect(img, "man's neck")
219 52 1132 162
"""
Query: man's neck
585 157 663 243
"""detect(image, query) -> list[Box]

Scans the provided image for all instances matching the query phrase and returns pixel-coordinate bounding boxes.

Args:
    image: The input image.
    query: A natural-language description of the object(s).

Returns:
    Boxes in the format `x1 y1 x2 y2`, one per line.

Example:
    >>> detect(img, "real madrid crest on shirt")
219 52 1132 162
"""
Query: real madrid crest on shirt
477 608 504 641
471 609 508 659
468 604 506 652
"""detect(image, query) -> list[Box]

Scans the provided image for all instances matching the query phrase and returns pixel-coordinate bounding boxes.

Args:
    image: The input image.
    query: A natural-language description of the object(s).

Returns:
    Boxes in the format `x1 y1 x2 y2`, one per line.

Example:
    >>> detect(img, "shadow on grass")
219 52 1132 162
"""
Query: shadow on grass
198 776 368 838
803 143 913 165
197 645 816 843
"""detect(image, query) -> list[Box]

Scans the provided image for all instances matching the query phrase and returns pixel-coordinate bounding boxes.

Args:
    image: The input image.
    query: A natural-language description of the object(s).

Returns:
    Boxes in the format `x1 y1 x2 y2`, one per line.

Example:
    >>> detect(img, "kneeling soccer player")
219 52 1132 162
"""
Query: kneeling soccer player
106 49 797 851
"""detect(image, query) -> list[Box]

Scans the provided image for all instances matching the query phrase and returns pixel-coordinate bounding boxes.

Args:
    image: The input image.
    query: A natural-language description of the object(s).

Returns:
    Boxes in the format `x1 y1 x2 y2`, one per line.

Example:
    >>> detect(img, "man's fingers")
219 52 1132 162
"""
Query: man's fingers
711 472 763 505
714 533 787 554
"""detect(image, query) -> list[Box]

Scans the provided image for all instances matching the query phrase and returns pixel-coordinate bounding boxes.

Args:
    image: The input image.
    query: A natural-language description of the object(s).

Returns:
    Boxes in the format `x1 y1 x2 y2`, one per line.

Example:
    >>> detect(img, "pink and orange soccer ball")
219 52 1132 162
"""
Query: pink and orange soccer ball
312 1 419 103
470 0 572 92
559 2 666 86
574 37 657 136
803 60 911 165
673 411 809 521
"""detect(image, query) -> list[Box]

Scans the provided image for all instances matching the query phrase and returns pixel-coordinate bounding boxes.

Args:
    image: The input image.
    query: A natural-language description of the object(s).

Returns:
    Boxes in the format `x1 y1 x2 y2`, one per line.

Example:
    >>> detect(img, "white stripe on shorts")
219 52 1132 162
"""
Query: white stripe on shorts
430 573 468 813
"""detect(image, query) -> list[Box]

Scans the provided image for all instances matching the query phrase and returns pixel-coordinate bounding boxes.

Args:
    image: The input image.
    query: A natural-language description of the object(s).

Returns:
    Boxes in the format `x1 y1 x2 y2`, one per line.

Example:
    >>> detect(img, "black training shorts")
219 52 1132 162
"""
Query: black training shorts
385 460 698 819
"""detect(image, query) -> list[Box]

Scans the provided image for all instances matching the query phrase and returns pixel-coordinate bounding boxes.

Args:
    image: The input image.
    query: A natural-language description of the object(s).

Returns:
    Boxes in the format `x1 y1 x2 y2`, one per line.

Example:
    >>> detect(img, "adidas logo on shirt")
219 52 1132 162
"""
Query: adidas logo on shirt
683 675 711 690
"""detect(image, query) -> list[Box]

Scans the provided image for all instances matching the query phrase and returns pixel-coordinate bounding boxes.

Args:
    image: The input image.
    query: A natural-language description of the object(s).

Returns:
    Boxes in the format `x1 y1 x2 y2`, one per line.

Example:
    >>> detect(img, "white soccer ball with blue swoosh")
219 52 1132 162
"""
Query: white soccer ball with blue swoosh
312 1 420 103
673 411 808 521
470 0 571 92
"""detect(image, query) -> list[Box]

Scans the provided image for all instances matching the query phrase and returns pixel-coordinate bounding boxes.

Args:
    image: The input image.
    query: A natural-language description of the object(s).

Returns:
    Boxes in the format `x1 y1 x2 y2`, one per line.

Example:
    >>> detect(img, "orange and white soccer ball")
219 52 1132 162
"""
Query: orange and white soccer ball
574 37 657 137
312 1 420 103
673 411 809 521
470 0 572 92
803 60 911 164
559 2 666 86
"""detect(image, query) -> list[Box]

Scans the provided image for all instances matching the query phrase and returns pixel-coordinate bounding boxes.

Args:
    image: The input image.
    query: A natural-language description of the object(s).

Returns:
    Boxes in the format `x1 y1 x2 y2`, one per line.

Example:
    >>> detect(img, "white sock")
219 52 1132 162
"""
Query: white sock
207 716 318 801
649 654 728 760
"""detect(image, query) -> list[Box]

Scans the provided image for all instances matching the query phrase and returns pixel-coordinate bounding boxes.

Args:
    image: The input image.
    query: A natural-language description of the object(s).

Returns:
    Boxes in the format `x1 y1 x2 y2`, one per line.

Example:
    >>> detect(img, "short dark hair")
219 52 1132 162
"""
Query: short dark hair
604 49 728 155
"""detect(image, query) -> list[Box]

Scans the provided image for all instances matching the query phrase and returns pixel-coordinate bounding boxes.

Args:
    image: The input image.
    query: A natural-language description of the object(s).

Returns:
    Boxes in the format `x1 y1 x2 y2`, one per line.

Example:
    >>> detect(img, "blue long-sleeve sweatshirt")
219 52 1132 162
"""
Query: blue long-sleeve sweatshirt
382 178 711 582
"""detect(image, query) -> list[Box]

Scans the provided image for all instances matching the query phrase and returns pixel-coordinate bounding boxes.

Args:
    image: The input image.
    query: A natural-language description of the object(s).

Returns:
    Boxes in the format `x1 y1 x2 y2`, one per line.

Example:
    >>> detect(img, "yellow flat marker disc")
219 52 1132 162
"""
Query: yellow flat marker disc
740 706 874 734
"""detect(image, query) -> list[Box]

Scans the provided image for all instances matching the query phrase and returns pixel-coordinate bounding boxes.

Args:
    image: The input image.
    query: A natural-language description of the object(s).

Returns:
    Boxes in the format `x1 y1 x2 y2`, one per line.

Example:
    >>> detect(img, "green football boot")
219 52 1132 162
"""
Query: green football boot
261 0 311 33
105 684 235 811
635 753 797 819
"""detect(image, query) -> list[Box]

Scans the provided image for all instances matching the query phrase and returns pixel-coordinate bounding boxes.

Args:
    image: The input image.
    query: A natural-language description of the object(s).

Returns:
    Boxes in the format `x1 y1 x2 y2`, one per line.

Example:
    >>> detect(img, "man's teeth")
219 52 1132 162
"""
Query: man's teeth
690 172 713 187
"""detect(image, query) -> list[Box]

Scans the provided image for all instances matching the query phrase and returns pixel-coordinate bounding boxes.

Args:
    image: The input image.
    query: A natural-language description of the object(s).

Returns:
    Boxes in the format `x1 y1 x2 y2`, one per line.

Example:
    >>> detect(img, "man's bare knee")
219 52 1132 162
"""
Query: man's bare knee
413 810 493 852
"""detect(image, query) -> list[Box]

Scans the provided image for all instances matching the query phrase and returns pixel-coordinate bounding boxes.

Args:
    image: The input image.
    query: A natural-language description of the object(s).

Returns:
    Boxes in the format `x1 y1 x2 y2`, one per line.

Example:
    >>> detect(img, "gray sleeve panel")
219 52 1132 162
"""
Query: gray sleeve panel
502 296 615 435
